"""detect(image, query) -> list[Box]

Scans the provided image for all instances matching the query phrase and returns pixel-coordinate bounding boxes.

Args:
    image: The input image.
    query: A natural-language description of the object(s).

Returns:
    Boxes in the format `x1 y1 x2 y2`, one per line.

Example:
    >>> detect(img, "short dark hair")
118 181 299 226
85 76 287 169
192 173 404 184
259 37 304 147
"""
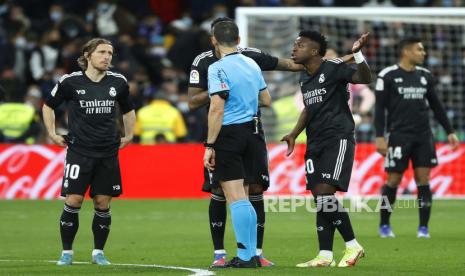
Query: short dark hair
298 30 328 57
210 17 233 30
398 37 422 56
212 21 239 47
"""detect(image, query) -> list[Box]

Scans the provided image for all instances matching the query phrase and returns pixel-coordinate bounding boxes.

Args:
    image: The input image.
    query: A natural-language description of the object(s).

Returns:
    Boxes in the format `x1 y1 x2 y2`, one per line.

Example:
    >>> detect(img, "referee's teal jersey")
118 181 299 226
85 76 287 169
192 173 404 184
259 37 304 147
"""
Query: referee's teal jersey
208 52 267 125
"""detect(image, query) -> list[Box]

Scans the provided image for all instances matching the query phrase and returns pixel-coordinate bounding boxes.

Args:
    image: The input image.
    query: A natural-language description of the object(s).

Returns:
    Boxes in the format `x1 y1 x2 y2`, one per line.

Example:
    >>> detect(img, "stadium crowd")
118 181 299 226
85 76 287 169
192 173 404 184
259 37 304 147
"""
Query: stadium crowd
0 0 462 144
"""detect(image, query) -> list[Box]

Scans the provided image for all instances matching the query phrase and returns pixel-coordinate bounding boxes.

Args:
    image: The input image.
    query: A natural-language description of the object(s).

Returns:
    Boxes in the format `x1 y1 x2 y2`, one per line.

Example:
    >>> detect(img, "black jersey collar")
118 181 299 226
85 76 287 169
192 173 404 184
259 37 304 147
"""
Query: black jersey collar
225 51 240 57
305 60 327 80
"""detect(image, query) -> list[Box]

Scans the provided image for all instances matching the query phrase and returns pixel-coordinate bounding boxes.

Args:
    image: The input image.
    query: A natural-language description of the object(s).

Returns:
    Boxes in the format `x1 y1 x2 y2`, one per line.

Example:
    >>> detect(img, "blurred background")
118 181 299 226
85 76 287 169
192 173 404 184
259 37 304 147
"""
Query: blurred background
0 0 464 146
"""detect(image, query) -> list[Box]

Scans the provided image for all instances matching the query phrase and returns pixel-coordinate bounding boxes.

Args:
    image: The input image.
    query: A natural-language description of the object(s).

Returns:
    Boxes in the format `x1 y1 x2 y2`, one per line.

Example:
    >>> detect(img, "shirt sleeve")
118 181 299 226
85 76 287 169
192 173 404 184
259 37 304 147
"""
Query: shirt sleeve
374 75 389 137
45 80 70 109
242 48 279 71
188 56 209 90
208 64 230 98
337 62 357 83
117 81 135 114
425 74 454 134
258 71 267 91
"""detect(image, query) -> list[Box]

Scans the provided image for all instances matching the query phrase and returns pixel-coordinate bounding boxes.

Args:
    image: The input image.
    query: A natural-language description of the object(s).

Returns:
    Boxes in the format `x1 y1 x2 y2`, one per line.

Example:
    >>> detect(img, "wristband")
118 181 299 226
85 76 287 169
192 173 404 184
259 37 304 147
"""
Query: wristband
204 142 215 148
353 51 365 64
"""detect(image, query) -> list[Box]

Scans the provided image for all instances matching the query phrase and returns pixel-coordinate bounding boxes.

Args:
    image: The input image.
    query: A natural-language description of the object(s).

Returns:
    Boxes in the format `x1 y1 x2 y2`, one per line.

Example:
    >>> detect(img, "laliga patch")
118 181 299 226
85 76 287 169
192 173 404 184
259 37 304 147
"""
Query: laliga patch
190 70 199 84
375 78 384 90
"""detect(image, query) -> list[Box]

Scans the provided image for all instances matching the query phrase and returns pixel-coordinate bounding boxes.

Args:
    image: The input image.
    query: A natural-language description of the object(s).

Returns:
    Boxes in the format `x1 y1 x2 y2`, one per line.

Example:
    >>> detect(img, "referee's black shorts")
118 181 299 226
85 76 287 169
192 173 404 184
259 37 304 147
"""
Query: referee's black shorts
208 120 270 190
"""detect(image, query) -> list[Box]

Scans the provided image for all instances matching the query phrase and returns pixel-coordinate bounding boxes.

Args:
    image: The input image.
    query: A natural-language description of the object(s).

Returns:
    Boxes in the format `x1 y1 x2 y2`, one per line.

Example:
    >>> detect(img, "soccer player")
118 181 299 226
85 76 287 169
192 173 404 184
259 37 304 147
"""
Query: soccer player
189 17 301 268
281 31 371 267
42 38 135 266
203 20 272 268
374 38 459 238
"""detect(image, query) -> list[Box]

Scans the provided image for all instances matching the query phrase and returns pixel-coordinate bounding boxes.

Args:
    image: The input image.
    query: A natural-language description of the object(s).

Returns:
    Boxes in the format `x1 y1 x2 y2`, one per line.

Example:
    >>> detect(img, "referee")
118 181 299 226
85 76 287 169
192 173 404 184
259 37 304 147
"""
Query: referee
203 21 271 268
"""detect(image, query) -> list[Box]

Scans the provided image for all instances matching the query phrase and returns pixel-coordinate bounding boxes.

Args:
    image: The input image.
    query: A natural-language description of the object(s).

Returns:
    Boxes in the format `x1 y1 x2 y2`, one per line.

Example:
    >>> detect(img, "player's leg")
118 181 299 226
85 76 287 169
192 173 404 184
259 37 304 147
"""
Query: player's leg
414 167 432 238
57 150 92 266
379 172 403 237
411 134 437 238
88 155 123 265
244 133 274 267
204 168 228 268
221 179 257 268
380 133 411 237
91 195 112 265
248 184 274 267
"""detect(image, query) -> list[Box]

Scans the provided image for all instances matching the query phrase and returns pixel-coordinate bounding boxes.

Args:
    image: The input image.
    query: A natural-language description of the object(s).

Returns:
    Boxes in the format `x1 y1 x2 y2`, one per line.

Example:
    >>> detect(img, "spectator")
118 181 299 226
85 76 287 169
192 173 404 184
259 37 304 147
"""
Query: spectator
134 90 187 144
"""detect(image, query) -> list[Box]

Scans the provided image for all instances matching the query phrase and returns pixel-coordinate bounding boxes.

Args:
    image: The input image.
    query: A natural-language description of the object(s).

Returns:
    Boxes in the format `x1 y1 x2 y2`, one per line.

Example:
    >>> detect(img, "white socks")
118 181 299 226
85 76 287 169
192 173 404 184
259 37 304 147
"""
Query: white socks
62 250 73 255
319 250 333 260
345 239 362 249
92 249 104 256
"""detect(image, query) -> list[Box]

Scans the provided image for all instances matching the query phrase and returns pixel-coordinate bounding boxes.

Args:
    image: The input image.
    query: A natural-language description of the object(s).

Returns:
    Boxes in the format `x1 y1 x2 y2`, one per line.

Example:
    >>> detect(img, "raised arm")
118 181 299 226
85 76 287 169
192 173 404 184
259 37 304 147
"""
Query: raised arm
351 33 372 84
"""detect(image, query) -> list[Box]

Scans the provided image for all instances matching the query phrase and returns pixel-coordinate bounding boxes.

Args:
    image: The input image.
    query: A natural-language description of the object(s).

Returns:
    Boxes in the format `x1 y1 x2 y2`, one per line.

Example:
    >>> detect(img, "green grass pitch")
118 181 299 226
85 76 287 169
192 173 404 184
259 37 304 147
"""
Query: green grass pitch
0 199 463 275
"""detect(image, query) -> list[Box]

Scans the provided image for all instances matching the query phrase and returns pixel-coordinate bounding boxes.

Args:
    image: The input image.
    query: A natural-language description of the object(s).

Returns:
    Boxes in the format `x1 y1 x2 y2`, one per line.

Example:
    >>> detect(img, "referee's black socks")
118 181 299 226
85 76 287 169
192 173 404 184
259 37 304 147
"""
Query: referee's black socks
380 184 398 226
92 208 111 250
209 193 227 251
60 203 80 250
249 193 265 253
417 185 432 227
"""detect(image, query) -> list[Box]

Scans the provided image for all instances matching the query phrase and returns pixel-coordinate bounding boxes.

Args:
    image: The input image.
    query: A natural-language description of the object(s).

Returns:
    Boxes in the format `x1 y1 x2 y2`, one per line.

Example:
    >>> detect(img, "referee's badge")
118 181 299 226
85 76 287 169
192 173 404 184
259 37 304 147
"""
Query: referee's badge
420 76 427 85
109 87 117 97
190 69 199 84
319 73 325 83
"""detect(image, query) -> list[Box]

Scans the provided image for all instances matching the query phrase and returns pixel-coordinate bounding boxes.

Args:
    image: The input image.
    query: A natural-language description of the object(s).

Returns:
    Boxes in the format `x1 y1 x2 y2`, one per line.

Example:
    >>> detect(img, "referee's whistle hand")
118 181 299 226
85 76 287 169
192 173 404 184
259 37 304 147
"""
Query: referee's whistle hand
280 135 295 157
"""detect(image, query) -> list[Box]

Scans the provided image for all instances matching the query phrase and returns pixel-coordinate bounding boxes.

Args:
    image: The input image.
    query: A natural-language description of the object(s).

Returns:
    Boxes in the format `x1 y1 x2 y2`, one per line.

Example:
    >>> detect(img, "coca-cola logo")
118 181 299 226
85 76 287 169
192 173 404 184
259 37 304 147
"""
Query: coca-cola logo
0 145 65 199
266 144 465 197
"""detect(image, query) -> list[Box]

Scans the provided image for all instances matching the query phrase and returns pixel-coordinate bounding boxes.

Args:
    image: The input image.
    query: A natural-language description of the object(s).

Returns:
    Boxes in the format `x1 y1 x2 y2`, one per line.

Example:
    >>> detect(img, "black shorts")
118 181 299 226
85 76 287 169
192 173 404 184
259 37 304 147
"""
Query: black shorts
385 132 438 173
305 137 355 192
207 120 269 190
61 149 123 197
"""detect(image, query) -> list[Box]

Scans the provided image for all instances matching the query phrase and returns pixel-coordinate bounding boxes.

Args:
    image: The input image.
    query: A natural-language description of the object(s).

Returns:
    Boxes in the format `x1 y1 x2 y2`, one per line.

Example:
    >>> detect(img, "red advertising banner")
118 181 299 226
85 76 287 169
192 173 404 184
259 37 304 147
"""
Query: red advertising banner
0 144 464 199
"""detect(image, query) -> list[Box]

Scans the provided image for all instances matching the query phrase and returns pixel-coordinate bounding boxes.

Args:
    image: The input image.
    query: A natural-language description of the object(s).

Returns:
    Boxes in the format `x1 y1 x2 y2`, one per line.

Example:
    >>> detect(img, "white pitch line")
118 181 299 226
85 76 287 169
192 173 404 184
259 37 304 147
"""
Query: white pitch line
0 259 215 276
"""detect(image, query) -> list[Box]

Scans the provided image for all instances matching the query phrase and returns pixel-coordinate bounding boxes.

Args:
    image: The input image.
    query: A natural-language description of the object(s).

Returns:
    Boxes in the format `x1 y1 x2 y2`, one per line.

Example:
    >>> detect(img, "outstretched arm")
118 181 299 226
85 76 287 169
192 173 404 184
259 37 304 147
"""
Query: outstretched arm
351 33 372 84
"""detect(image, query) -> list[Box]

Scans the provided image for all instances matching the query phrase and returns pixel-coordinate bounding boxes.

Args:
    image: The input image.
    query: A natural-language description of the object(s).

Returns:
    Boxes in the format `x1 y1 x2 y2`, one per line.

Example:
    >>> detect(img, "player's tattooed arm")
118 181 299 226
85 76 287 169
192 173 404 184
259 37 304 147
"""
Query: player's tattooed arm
42 104 66 147
188 87 209 110
351 32 372 84
275 58 304 72
281 107 309 156
120 110 136 149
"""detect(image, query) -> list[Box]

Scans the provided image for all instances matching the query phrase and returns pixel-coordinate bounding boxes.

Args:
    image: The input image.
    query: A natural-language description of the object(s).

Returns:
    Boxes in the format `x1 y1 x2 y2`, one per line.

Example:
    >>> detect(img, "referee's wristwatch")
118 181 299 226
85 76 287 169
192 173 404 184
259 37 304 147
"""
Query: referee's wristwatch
204 142 215 148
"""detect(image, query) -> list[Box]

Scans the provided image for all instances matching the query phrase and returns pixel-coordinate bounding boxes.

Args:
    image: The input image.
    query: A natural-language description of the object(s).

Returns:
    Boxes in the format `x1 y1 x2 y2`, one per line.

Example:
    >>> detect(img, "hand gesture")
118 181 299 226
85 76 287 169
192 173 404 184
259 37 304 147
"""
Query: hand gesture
375 137 388 156
352 32 370 53
448 133 460 151
120 136 133 149
204 148 216 170
280 134 296 157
